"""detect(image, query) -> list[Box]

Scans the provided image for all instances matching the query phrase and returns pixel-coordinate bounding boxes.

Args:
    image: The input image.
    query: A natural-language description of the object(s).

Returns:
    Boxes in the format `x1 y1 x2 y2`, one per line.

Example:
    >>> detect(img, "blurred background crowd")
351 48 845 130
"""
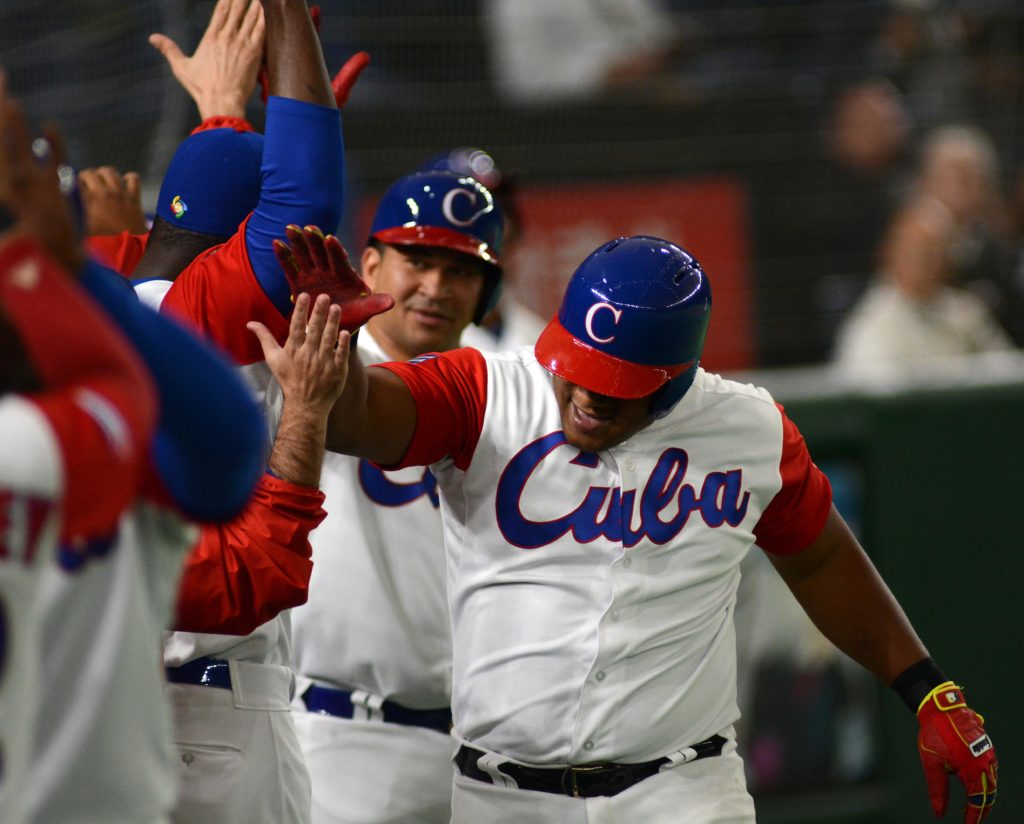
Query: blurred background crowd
3 0 1023 374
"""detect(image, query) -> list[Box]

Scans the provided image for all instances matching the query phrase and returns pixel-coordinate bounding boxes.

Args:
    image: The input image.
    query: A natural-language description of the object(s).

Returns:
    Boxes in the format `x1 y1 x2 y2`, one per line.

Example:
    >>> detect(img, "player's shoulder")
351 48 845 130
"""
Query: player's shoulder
693 368 777 410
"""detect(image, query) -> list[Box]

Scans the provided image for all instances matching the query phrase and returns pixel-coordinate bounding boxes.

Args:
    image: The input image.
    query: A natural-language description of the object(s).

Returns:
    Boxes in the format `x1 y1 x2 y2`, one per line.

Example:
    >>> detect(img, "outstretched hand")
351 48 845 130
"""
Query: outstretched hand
247 292 349 414
274 225 393 333
149 0 265 121
78 166 148 236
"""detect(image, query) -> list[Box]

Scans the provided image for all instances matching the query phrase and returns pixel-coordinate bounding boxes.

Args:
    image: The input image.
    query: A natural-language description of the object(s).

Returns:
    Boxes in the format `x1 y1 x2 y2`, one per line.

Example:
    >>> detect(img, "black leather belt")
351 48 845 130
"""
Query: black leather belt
165 656 232 689
455 734 727 798
302 684 452 735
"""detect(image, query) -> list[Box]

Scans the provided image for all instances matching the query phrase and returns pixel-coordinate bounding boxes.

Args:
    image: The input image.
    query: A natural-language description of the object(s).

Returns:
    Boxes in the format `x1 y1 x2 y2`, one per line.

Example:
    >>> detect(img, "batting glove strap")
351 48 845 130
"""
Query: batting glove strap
916 683 997 823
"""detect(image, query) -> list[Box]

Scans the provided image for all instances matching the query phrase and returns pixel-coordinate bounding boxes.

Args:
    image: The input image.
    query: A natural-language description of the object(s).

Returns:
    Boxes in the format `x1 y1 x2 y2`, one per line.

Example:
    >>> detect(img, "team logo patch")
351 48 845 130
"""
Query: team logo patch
170 195 188 219
408 353 439 365
970 735 993 757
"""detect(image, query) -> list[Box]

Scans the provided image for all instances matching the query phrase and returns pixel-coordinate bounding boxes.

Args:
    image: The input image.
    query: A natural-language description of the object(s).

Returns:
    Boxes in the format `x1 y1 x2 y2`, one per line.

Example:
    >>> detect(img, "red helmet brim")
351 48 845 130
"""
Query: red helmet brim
373 226 499 266
534 317 690 399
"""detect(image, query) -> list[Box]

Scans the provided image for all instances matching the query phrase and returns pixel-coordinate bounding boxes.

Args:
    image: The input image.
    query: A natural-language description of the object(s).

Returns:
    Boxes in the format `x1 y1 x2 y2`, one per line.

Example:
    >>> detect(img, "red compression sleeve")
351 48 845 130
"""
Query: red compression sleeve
173 473 326 635
0 234 157 537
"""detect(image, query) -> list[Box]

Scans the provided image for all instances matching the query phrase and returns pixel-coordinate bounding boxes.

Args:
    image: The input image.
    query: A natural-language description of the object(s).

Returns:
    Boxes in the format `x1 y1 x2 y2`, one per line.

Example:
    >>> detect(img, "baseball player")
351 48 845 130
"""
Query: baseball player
26 214 265 824
283 228 998 824
148 2 360 822
0 120 158 822
271 170 504 824
419 146 546 353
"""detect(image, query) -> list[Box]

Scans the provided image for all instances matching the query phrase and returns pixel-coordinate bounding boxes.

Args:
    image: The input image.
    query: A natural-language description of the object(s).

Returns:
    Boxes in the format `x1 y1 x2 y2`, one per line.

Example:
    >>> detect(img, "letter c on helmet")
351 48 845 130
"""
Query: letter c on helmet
442 188 478 227
584 302 623 344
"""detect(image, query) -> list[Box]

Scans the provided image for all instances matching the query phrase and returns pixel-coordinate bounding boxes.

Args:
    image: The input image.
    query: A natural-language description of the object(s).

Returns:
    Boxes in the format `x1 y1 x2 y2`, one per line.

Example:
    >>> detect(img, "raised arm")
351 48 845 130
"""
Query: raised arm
149 0 265 121
269 225 412 464
174 293 346 635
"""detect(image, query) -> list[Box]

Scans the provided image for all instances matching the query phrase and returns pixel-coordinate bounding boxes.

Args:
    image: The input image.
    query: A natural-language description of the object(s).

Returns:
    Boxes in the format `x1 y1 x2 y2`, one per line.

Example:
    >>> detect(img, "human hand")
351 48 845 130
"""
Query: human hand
78 166 148 236
247 292 349 413
149 0 264 120
917 683 997 823
0 71 83 273
274 225 393 333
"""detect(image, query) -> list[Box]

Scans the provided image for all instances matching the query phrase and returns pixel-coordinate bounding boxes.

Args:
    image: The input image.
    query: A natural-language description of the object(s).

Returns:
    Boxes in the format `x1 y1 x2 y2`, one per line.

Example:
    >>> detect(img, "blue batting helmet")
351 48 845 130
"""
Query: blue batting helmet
534 236 711 418
370 170 504 323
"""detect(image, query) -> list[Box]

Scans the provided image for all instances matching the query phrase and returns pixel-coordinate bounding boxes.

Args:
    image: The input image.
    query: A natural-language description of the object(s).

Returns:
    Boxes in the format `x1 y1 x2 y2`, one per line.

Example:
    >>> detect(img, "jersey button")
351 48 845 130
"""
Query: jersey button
610 610 620 621
182 752 195 766
583 740 595 751
595 671 606 682
625 460 636 471
622 557 632 568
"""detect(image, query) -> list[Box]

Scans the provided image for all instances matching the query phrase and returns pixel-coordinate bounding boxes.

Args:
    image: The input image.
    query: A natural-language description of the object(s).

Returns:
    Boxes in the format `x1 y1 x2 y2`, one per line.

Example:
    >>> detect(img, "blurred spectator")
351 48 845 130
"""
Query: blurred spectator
833 197 1014 378
482 0 692 105
753 78 912 366
913 124 1024 343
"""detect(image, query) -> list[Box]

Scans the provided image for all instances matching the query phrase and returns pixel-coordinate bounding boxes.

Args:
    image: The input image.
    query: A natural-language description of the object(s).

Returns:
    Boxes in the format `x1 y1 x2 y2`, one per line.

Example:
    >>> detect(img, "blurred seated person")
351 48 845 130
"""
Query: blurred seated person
482 0 691 104
833 197 1014 379
913 124 1023 343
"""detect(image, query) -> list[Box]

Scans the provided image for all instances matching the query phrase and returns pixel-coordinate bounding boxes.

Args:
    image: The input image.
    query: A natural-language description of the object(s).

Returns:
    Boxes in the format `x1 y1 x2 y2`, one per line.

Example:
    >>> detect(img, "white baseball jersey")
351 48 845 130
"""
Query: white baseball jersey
288 330 451 708
0 396 64 824
378 347 831 766
27 501 196 824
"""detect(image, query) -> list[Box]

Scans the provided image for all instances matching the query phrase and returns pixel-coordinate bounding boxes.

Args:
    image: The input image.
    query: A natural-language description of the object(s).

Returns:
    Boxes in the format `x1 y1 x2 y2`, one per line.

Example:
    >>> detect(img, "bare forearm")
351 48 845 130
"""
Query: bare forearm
261 0 334 107
324 341 416 465
268 402 328 486
769 508 929 684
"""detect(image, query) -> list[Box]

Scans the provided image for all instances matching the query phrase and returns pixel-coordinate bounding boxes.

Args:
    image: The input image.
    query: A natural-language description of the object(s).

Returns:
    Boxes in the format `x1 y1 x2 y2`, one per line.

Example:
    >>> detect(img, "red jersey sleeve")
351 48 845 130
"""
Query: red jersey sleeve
85 231 149 276
159 215 290 365
373 347 488 471
173 473 326 635
754 403 832 555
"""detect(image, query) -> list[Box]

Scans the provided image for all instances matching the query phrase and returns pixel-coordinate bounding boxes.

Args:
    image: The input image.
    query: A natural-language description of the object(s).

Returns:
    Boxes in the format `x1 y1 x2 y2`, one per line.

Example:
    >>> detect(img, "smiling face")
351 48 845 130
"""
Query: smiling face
552 376 655 453
361 243 486 361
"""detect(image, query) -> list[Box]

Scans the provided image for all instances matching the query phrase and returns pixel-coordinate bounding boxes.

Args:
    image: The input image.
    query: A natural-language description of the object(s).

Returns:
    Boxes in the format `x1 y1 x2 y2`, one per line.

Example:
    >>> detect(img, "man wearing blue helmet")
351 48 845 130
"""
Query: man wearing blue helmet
279 227 996 824
282 169 505 824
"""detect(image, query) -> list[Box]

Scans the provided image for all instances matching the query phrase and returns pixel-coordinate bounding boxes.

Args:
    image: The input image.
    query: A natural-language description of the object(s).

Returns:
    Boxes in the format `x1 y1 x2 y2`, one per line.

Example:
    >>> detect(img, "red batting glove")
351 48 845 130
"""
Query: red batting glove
274 225 393 333
330 51 370 108
917 682 997 823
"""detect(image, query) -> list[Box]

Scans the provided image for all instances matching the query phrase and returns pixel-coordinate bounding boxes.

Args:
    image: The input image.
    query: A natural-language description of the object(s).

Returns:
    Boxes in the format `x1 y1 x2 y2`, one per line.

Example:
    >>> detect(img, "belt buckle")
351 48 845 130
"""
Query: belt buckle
562 763 614 798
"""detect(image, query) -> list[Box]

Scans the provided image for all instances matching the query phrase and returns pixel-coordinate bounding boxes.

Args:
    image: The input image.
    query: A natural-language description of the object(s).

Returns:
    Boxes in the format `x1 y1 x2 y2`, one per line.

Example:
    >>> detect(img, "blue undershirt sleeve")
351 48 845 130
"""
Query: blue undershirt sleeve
246 96 344 315
80 258 265 522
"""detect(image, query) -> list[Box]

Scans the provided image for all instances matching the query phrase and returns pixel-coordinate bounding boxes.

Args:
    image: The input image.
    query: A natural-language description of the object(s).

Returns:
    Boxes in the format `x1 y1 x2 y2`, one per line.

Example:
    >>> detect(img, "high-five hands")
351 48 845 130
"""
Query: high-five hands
274 225 393 333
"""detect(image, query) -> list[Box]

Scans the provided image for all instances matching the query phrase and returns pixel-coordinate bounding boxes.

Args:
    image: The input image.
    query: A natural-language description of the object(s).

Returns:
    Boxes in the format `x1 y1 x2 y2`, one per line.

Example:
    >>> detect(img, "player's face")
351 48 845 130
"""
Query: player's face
361 244 485 361
552 377 654 453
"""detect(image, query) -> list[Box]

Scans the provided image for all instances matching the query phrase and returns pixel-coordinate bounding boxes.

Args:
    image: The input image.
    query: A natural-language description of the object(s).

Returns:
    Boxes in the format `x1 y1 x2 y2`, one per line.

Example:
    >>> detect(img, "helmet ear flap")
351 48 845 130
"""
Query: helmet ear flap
649 363 699 419
473 268 503 324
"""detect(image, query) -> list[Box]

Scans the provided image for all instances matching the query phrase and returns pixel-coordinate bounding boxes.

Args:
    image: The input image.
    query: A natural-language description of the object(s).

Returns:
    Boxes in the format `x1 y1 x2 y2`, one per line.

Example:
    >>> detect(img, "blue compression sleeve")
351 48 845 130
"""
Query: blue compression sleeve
246 96 344 315
80 258 265 522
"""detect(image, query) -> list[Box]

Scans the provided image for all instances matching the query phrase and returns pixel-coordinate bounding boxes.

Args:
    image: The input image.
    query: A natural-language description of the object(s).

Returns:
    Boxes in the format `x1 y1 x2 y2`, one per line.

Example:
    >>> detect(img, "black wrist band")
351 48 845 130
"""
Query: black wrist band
890 657 949 713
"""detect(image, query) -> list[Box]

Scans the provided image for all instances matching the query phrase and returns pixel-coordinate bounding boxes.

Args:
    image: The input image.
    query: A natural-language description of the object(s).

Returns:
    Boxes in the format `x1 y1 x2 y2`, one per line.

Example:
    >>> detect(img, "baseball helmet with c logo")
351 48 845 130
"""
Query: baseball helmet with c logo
534 236 711 418
369 170 504 323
